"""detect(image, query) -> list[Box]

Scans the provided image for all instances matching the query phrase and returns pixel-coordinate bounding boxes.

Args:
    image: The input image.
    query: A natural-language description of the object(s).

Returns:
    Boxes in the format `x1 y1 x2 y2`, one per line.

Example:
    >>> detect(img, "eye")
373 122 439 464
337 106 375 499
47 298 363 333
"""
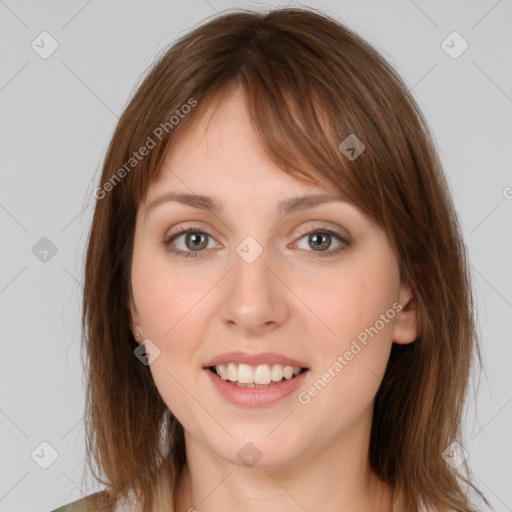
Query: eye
291 225 351 257
162 224 220 259
161 223 351 259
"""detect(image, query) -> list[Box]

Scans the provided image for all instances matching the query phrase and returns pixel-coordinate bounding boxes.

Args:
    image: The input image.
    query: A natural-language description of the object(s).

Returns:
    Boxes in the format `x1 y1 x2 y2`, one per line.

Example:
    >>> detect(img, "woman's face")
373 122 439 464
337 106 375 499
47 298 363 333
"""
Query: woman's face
129 86 418 469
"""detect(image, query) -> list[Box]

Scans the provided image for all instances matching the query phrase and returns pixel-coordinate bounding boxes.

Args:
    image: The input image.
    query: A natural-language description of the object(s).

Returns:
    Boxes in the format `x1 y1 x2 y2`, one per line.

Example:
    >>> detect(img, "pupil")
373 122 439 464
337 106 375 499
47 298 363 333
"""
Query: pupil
311 233 329 250
188 233 206 250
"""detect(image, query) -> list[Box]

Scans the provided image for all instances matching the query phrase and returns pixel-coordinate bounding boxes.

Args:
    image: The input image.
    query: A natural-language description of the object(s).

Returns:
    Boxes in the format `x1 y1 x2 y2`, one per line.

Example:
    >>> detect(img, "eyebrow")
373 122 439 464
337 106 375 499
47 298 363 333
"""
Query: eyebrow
145 191 351 217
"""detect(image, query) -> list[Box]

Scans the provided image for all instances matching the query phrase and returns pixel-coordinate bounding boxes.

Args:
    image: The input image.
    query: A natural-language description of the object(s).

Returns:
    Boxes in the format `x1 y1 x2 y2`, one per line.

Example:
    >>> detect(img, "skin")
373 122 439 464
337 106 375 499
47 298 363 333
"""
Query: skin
129 85 418 512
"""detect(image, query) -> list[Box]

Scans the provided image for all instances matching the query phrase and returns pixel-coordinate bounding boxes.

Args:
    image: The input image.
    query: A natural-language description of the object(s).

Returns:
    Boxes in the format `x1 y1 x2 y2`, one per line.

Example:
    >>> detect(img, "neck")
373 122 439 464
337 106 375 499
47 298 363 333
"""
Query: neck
173 411 394 512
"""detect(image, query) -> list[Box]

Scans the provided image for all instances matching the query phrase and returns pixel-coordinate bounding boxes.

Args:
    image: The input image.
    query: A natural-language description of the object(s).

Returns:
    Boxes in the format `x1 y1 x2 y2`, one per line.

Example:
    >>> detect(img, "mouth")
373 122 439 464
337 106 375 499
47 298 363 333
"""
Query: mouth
207 363 309 388
205 361 310 407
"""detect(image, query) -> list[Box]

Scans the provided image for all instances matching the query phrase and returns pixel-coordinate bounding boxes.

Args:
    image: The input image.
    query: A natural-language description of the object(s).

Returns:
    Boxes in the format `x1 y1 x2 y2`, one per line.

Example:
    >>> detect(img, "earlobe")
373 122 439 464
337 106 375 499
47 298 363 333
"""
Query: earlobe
392 286 420 345
131 322 144 343
128 305 144 343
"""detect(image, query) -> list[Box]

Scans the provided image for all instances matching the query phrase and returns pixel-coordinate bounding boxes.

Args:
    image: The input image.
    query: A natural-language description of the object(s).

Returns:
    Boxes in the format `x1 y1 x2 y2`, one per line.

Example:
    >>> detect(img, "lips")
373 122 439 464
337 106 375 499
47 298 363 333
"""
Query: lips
205 362 310 407
202 350 309 370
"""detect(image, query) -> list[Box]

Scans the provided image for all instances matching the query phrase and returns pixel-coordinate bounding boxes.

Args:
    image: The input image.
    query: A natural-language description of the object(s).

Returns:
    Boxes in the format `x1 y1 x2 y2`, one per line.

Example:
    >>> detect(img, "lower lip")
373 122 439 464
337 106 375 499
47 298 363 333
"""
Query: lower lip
205 368 309 407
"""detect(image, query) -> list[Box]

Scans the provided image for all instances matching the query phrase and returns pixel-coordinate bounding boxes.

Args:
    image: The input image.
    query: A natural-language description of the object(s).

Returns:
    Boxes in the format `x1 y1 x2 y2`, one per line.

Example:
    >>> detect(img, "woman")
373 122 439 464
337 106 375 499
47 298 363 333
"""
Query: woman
52 6 489 512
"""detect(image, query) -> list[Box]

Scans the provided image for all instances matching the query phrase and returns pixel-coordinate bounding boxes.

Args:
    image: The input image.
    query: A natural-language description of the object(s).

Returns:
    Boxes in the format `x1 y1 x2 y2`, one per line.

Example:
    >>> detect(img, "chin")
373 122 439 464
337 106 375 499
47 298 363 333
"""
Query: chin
209 429 307 470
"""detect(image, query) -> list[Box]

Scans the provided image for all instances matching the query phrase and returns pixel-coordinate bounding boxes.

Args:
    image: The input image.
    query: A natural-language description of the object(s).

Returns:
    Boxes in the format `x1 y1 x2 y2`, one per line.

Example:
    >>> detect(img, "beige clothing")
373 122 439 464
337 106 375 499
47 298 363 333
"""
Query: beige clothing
50 490 142 512
51 489 407 512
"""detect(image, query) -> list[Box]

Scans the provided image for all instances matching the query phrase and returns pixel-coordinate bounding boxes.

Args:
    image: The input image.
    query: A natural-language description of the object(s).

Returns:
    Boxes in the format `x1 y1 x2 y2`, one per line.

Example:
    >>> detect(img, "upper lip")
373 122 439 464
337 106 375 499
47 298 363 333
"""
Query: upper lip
203 351 309 369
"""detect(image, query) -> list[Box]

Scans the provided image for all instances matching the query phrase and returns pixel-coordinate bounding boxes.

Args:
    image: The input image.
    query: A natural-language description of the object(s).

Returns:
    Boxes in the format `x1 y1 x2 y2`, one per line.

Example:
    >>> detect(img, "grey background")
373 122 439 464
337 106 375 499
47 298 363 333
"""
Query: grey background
0 1 511 511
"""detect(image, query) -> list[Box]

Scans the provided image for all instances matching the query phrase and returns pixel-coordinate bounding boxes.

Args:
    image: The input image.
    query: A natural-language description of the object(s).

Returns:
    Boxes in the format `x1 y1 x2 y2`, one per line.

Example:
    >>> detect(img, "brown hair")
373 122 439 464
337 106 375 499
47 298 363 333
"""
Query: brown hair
81 6 489 512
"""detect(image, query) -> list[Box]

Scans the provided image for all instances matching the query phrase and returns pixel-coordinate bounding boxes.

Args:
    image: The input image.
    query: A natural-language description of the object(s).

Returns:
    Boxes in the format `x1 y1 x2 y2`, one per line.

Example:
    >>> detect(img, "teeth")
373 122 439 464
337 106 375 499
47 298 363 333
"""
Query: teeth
283 365 294 379
214 363 304 385
237 363 253 384
227 363 237 381
253 364 272 384
271 364 283 382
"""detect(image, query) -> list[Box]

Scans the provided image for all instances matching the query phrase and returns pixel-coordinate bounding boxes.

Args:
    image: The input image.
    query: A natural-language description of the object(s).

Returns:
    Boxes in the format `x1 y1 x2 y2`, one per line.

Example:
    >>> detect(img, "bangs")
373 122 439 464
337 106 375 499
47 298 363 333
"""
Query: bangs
242 68 362 205
121 12 406 231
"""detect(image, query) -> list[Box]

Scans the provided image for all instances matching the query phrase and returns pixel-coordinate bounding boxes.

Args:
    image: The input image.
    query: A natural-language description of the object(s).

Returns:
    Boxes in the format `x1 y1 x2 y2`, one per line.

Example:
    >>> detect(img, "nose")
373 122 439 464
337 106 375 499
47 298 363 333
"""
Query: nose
219 242 289 336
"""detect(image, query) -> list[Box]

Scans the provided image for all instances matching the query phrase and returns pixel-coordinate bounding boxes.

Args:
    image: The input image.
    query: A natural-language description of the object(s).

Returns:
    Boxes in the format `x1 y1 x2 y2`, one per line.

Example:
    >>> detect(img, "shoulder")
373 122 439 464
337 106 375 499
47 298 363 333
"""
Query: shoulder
50 490 143 512
50 491 112 512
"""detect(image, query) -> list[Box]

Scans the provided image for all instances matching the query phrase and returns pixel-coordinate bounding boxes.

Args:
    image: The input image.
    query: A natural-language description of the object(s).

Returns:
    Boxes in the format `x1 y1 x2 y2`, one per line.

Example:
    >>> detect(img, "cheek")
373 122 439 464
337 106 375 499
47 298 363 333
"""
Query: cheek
131 249 208 423
302 255 400 345
131 244 207 337
131 243 217 381
297 252 399 405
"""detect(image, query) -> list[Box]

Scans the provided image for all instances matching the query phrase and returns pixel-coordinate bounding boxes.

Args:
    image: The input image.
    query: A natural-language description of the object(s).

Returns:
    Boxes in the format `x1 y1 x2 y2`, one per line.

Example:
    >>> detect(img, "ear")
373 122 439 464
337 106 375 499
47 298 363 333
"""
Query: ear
392 284 419 345
128 298 143 344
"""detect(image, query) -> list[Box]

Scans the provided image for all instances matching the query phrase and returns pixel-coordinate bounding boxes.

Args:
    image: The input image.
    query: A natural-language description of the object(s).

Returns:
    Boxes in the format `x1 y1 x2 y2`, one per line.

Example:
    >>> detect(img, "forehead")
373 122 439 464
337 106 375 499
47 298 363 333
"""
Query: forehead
145 86 338 203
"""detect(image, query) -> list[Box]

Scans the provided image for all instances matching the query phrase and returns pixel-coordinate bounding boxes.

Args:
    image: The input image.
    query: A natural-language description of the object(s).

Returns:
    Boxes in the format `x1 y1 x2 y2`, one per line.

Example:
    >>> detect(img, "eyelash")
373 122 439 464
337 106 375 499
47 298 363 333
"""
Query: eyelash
161 223 351 259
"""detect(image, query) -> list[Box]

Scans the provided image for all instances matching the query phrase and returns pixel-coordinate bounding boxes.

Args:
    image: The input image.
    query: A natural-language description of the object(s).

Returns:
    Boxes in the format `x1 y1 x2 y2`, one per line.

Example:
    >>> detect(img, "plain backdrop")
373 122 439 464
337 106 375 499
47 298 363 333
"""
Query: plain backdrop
0 1 511 511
